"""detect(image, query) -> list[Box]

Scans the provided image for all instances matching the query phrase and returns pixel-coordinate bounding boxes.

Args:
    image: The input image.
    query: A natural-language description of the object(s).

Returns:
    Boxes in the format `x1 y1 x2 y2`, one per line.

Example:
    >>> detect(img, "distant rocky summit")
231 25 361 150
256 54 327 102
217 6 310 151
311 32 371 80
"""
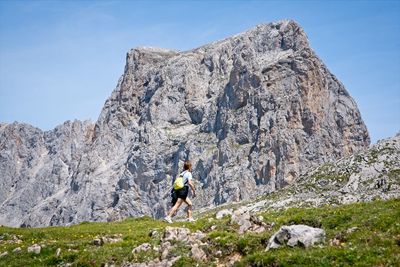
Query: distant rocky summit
0 20 370 227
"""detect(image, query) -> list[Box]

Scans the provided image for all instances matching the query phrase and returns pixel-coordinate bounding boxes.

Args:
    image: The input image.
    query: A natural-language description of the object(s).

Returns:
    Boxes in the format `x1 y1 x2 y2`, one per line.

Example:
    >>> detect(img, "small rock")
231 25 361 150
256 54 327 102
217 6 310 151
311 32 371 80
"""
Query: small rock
238 220 253 234
192 230 206 240
0 251 8 258
210 225 217 231
161 241 171 260
252 225 266 233
149 230 159 238
231 207 250 222
12 247 22 253
102 235 123 244
216 209 233 219
132 243 152 254
163 227 191 242
329 238 341 246
93 238 104 246
249 214 264 225
346 227 359 234
27 244 41 254
191 243 207 261
215 250 222 257
231 208 252 234
56 248 61 257
231 208 267 234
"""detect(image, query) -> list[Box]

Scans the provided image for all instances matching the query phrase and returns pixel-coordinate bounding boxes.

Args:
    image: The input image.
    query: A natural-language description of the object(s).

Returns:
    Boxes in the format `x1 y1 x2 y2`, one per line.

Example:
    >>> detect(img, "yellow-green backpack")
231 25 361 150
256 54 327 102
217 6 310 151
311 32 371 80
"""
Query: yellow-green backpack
173 175 184 190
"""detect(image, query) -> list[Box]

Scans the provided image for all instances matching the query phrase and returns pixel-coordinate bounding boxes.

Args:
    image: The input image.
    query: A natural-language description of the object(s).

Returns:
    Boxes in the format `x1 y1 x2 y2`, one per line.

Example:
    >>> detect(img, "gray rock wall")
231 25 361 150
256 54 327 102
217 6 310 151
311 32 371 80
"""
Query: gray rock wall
0 20 369 227
0 120 94 226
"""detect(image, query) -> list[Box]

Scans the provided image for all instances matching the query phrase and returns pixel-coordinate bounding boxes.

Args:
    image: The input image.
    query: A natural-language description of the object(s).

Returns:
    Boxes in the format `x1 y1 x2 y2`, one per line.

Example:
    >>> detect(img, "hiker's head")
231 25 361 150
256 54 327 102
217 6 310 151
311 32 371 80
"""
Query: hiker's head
183 160 192 171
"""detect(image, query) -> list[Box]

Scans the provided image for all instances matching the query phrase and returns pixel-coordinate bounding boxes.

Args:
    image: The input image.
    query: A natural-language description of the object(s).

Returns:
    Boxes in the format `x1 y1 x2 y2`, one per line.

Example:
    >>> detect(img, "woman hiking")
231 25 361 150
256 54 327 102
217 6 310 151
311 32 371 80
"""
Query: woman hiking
164 160 196 223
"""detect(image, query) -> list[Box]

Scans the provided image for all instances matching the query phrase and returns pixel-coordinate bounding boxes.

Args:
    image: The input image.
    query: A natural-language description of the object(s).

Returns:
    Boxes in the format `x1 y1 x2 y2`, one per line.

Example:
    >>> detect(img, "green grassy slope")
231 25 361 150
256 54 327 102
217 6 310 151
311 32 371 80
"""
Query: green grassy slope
1 199 399 267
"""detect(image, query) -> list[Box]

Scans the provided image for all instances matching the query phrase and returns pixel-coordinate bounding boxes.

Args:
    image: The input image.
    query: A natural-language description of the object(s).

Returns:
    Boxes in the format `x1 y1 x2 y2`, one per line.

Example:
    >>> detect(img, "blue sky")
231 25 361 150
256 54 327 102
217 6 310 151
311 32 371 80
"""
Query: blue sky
0 0 399 144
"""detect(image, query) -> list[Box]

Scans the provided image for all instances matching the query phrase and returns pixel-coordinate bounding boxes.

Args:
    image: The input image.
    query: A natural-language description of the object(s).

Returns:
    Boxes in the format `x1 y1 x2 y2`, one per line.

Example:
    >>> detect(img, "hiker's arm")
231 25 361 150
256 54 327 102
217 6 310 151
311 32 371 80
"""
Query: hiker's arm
188 179 196 197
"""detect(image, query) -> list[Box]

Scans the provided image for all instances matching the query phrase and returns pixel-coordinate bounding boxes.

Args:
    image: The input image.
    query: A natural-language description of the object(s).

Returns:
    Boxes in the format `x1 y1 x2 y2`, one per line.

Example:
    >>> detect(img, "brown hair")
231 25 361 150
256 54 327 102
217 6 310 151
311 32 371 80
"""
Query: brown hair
183 160 192 171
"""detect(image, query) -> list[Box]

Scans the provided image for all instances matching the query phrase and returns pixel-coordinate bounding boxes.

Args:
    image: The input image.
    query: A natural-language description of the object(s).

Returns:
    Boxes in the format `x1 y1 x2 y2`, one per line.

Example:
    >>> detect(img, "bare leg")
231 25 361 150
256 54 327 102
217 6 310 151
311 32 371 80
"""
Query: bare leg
183 198 193 219
168 198 183 217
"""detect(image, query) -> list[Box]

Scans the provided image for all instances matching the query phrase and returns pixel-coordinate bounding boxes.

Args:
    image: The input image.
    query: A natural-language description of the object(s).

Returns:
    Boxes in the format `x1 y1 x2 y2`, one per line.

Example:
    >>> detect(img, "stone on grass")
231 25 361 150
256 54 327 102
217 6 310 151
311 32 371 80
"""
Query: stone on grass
102 234 123 244
187 230 207 245
231 208 269 234
92 235 122 246
160 241 172 260
149 230 159 238
267 225 325 250
132 243 152 254
92 238 104 246
346 227 359 234
191 243 207 261
329 237 341 246
159 227 207 261
27 244 41 254
216 209 233 219
163 227 191 242
231 207 252 234
12 247 22 253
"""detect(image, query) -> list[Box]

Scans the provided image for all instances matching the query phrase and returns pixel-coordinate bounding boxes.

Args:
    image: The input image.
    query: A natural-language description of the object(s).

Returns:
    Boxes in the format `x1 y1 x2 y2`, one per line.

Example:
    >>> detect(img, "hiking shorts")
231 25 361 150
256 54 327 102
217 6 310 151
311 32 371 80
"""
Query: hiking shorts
171 190 178 206
175 186 189 200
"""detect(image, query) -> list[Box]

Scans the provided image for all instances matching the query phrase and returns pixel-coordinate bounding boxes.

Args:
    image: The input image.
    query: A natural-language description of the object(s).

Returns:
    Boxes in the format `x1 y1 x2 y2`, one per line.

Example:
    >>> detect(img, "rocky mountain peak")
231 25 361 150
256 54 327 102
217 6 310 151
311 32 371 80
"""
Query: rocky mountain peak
0 20 369 227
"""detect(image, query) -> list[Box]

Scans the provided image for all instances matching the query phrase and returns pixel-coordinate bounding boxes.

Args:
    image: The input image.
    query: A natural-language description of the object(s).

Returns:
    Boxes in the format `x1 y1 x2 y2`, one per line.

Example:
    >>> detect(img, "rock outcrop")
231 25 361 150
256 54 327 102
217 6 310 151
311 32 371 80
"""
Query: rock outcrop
238 133 400 213
0 20 369 227
129 226 208 265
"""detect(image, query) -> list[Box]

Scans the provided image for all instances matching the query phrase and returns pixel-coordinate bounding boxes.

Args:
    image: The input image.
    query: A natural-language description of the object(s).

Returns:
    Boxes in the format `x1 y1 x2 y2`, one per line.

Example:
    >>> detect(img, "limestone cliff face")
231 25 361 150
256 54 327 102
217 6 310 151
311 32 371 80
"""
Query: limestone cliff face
0 121 94 226
0 20 369 227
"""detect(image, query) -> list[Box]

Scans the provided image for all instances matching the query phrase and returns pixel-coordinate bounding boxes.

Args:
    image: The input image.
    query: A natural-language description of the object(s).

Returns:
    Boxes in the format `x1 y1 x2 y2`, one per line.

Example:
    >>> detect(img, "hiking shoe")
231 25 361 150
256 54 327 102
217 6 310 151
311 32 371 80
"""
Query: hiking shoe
187 218 196 222
164 216 172 224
